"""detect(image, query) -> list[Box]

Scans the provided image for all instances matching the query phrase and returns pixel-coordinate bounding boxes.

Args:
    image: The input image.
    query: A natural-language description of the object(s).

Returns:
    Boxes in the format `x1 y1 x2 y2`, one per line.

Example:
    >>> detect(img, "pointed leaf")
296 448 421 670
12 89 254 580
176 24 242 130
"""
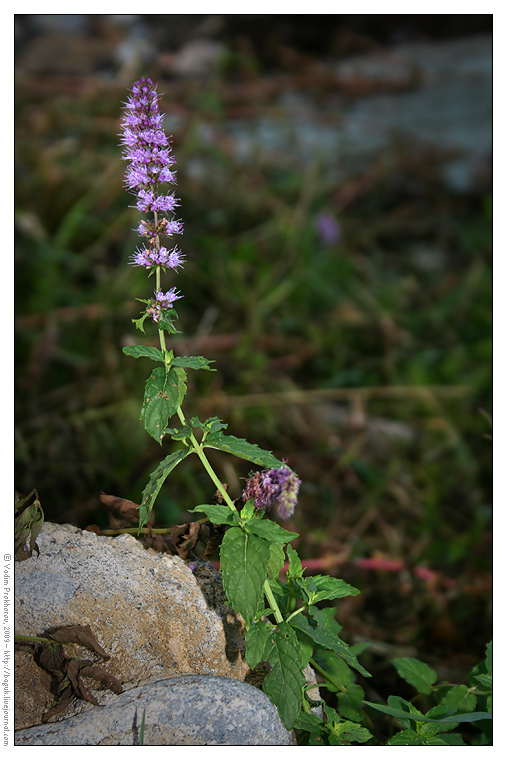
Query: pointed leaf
204 431 285 469
141 367 186 443
246 517 299 544
290 614 371 678
262 621 307 729
122 345 165 362
139 448 191 528
245 620 272 669
387 729 423 746
188 504 239 526
303 575 361 604
392 657 438 695
170 356 215 371
219 527 270 624
364 700 492 725
267 542 286 581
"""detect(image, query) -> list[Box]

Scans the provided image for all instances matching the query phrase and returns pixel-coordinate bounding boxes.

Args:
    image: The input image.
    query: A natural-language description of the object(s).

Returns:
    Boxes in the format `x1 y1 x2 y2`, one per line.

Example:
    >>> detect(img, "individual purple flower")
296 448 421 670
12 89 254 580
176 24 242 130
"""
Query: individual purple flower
315 213 341 246
242 466 301 521
146 289 183 323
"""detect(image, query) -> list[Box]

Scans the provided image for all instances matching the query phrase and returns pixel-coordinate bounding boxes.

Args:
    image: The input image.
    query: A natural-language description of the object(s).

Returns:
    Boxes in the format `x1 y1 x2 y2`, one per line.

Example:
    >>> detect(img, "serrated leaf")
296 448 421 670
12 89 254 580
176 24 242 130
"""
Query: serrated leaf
326 719 373 745
387 729 423 745
246 517 299 544
337 683 366 723
267 542 286 581
291 615 371 678
245 620 272 668
440 684 477 713
286 544 304 580
190 416 228 433
303 575 361 604
294 712 324 733
188 504 239 526
170 356 215 371
166 424 192 441
204 431 284 469
141 367 186 443
122 345 165 362
220 527 270 624
473 673 492 689
392 657 438 695
262 621 307 729
139 449 191 528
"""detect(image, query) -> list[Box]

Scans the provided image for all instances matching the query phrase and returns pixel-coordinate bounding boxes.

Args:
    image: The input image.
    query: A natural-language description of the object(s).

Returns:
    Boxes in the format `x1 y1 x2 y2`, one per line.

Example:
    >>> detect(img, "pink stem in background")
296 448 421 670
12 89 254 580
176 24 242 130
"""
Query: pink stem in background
211 555 456 589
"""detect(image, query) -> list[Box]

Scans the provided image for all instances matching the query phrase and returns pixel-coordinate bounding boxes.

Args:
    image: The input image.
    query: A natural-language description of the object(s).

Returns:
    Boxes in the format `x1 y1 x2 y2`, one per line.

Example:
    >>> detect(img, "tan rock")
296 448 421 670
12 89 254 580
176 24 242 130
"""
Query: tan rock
15 523 249 729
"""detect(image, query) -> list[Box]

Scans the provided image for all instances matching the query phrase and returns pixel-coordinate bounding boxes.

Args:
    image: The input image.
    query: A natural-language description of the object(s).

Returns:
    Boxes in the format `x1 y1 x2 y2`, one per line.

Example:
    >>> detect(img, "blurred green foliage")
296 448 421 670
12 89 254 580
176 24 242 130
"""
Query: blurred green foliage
15 66 491 666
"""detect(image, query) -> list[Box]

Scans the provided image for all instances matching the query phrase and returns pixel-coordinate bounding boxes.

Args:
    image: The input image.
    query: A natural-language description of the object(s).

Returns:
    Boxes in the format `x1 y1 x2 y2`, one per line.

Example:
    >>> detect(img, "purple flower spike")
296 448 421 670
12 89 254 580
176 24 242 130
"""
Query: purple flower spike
121 77 185 322
242 466 301 521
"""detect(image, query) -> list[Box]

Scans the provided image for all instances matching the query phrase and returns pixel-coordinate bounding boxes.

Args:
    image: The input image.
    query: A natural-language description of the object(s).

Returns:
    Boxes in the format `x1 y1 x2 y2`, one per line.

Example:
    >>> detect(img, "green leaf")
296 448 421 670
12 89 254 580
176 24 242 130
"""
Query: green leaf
14 490 44 561
245 620 272 669
266 542 286 581
418 704 459 737
286 544 304 580
326 718 373 745
337 683 366 723
392 657 438 695
294 711 324 733
240 499 256 521
473 673 492 689
122 345 165 363
312 648 353 691
190 416 228 434
364 700 492 725
302 575 361 604
139 449 191 528
166 424 192 441
220 527 270 624
262 621 307 729
170 356 215 371
290 615 371 678
426 734 466 745
204 431 285 469
246 517 299 544
132 313 149 333
188 504 239 526
387 729 423 746
439 685 477 714
141 367 186 443
308 606 342 636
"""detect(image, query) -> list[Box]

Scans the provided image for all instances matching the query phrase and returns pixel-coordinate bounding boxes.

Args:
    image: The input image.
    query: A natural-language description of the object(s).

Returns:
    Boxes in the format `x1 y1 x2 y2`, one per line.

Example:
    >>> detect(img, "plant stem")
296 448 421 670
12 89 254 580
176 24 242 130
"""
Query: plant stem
263 579 284 624
176 406 234 511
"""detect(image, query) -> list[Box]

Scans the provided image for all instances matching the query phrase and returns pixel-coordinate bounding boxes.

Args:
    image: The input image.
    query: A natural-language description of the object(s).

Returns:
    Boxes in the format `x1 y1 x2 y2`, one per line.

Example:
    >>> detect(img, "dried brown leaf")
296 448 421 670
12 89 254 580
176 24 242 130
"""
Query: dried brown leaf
80 664 123 694
99 492 140 522
42 689 74 723
75 675 100 706
38 643 66 675
48 625 109 659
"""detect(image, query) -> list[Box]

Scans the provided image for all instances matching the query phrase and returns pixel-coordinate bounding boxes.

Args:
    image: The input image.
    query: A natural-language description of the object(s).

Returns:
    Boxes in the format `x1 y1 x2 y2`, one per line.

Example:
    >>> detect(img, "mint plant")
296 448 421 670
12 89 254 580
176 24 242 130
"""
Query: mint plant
119 78 491 745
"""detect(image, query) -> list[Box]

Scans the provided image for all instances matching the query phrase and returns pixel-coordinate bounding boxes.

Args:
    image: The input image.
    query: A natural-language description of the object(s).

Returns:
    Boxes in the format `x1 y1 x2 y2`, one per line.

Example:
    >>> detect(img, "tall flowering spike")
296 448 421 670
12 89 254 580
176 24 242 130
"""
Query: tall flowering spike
120 77 184 322
242 466 301 521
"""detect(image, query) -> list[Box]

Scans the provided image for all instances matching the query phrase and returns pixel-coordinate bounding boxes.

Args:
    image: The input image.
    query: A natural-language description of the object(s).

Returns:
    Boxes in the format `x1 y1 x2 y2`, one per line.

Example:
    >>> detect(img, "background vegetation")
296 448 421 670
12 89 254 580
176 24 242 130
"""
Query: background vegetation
15 14 492 718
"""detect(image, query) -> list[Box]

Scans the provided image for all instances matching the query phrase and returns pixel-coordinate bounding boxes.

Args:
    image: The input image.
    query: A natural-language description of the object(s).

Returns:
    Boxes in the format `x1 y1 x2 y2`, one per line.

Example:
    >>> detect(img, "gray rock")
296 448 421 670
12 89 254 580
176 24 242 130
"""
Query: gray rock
15 523 249 729
15 676 294 746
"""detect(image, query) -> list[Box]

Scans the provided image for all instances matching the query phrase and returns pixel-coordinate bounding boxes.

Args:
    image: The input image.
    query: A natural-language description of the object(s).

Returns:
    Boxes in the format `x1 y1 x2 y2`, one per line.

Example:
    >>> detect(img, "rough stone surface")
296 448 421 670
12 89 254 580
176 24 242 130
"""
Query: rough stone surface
15 675 294 746
15 523 249 730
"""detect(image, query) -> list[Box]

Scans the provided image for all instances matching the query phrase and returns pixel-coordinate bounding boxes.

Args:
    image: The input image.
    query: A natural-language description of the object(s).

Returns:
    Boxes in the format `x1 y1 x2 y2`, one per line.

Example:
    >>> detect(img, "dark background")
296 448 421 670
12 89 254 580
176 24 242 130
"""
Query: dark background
15 13 492 710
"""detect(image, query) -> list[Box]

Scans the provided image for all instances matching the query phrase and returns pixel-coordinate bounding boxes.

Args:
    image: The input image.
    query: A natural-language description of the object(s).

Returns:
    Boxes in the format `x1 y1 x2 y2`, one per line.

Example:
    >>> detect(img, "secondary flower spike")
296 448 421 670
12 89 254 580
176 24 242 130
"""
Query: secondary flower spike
120 77 184 321
242 466 301 521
